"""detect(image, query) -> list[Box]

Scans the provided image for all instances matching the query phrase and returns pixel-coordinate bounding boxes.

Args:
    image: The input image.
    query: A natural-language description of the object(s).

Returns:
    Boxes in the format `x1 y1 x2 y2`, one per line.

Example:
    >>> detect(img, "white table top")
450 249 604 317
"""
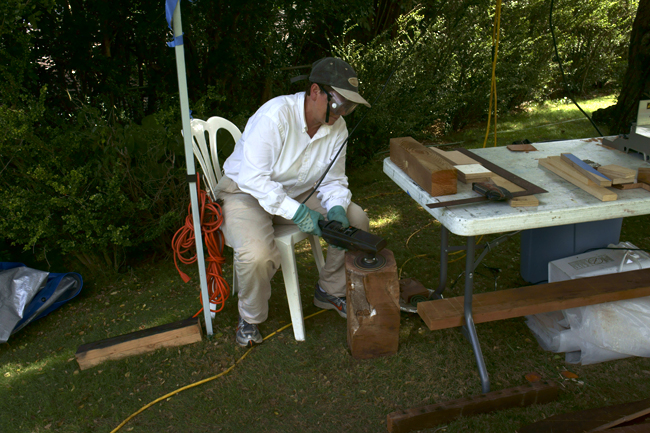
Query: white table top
383 138 650 236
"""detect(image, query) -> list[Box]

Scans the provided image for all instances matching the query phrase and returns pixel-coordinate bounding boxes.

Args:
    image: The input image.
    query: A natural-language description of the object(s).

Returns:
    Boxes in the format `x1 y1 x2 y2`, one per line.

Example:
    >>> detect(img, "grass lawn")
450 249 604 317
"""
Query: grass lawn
3 94 650 433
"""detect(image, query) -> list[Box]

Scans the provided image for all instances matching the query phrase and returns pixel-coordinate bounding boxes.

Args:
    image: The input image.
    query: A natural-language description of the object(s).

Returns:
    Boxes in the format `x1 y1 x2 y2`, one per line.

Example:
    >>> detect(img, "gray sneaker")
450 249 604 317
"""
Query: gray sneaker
235 317 263 347
313 283 347 318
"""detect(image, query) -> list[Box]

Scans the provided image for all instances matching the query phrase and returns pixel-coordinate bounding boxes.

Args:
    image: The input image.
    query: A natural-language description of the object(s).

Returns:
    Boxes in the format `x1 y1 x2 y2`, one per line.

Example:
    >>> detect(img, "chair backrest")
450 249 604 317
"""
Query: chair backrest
190 116 242 198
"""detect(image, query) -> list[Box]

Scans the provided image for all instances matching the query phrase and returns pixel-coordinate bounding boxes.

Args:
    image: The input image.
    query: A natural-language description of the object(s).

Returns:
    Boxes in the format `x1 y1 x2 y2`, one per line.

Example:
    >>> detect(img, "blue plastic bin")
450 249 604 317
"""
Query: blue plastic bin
520 218 623 284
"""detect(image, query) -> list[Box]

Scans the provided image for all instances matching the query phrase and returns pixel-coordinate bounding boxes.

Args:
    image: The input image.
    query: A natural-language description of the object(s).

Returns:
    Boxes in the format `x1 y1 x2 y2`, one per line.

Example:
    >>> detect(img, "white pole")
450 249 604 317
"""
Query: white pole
171 1 213 336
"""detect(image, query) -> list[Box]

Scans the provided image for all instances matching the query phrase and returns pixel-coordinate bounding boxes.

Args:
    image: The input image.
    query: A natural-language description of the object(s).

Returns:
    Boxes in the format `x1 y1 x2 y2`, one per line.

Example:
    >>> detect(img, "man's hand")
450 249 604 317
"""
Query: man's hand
326 206 349 250
292 204 324 236
327 205 349 228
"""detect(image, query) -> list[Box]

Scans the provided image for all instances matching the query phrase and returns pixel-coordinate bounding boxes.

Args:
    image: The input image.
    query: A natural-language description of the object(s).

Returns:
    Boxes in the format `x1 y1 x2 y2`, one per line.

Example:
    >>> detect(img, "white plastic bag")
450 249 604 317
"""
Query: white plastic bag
526 296 650 365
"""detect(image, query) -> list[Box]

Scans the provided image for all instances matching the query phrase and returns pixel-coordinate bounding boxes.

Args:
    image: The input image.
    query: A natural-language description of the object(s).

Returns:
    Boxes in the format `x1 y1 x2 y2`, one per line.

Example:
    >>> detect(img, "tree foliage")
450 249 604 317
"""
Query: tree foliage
0 0 639 272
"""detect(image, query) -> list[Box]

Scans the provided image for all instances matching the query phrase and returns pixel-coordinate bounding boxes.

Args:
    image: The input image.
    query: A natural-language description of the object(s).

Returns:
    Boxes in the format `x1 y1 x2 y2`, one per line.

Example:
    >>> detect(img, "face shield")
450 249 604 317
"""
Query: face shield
319 85 358 122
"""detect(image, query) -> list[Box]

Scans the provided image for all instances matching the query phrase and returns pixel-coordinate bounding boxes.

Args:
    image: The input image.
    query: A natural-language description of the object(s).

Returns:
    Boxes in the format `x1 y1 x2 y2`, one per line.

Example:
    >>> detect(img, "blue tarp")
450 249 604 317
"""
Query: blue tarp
0 262 83 343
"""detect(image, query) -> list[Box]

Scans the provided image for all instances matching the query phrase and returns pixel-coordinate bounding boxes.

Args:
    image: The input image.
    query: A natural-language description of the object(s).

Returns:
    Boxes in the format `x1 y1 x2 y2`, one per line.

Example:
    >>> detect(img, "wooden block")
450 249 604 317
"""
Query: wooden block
538 157 617 202
455 164 494 184
429 147 478 165
491 175 524 192
75 317 202 370
560 153 612 186
390 137 457 196
638 167 650 185
507 144 538 152
509 195 539 207
387 381 558 433
346 249 400 359
611 182 650 192
597 164 636 184
417 267 650 331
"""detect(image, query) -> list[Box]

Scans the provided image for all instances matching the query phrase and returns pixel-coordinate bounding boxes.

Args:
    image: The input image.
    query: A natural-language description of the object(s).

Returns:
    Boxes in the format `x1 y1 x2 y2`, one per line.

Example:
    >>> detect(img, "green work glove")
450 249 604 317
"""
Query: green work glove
327 205 350 228
327 205 350 251
292 204 324 236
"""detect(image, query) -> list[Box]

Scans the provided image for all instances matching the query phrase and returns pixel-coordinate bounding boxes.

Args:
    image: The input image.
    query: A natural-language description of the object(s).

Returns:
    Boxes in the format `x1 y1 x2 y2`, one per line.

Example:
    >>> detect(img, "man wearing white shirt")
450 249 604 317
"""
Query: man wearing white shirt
215 57 371 347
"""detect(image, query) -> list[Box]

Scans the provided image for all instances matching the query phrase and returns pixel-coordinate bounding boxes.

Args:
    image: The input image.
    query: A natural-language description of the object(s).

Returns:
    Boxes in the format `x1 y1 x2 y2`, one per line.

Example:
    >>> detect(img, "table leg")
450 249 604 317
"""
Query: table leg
462 235 490 393
434 226 449 299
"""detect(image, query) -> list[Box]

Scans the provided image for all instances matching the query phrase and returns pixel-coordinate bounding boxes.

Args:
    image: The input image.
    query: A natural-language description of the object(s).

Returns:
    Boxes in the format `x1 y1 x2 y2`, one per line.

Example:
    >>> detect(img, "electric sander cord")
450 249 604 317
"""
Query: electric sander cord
172 174 230 317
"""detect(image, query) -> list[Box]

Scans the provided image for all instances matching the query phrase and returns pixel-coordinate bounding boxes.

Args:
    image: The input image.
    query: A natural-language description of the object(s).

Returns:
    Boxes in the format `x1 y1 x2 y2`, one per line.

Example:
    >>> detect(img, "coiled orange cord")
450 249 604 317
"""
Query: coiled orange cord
172 174 230 316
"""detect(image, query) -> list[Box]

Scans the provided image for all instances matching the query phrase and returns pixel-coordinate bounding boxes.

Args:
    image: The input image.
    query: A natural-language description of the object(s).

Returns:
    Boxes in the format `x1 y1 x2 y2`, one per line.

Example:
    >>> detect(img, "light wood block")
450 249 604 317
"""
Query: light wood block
428 147 478 165
417 268 650 331
455 164 494 184
509 195 539 207
597 164 636 184
390 137 457 197
538 157 617 202
75 317 202 370
560 153 612 186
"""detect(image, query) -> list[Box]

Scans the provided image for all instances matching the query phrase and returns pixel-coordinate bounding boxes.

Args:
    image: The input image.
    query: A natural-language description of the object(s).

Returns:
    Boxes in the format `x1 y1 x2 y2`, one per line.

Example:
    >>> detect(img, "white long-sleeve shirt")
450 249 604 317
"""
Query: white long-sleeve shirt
222 92 352 220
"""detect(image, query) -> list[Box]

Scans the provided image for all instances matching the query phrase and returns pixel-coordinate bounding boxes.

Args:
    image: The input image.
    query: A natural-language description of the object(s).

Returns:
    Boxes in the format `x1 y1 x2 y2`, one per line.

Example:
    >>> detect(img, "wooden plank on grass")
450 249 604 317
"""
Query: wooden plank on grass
75 317 202 370
387 381 558 433
538 157 617 202
417 267 650 331
560 153 612 186
390 137 457 197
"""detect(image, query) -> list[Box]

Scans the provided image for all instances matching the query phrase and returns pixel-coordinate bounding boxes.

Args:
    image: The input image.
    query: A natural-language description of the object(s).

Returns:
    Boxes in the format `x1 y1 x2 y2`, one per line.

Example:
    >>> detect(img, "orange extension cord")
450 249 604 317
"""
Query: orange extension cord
172 175 230 317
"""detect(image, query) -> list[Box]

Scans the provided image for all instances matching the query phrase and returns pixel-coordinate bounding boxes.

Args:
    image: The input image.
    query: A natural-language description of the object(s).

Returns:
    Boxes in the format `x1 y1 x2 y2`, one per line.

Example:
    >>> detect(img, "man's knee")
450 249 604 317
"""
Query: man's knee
235 238 280 270
348 202 369 231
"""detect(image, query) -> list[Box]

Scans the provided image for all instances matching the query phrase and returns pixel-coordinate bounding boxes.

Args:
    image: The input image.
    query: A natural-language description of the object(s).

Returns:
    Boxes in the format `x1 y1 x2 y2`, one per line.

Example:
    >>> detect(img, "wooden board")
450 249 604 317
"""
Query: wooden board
75 317 202 370
417 267 650 331
560 153 612 186
509 195 539 207
597 164 636 184
507 144 538 152
428 147 478 165
346 249 400 359
538 157 617 202
455 164 494 183
612 182 650 192
490 176 538 207
387 381 558 433
638 167 650 185
390 137 457 196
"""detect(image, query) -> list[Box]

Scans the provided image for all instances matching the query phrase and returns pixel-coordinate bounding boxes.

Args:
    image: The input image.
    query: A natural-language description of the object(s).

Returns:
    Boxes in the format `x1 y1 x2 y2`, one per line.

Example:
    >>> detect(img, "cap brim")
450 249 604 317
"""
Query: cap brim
331 86 371 108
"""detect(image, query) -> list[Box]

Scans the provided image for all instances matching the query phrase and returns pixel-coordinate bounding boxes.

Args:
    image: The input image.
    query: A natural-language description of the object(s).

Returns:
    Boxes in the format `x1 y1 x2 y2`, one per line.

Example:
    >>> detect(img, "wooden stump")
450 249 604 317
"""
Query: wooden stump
345 249 400 359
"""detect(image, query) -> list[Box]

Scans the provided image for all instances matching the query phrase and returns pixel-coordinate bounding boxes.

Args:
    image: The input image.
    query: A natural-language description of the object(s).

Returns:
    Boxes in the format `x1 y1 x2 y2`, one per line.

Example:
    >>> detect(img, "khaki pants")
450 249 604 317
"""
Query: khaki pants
215 176 370 324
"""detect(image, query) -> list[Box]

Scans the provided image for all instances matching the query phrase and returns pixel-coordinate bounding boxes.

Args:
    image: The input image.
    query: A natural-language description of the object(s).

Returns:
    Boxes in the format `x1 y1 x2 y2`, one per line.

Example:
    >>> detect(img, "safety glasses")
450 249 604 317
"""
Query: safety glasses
319 85 358 117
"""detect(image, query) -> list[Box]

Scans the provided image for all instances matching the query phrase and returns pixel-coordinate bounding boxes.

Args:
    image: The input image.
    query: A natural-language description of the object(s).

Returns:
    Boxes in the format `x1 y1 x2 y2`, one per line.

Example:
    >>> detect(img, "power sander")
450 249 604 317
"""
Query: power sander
318 220 388 270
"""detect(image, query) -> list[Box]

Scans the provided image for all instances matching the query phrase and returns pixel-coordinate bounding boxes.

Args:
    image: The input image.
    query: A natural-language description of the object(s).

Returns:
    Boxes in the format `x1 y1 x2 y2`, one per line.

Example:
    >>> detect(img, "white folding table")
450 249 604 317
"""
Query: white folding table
383 138 650 392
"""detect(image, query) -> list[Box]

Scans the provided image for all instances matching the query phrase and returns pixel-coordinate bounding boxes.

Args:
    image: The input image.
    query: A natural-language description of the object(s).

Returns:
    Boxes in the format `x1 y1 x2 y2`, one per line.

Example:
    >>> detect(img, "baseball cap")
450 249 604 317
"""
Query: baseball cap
293 57 371 108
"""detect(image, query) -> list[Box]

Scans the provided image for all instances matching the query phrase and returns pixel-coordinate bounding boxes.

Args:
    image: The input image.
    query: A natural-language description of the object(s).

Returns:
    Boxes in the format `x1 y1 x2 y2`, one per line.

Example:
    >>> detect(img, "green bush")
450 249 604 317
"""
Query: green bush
0 88 188 275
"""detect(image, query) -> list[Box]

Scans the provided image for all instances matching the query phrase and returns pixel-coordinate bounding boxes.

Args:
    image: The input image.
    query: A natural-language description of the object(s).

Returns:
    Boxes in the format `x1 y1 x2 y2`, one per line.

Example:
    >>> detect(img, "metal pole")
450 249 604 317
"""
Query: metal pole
172 2 213 336
462 236 489 393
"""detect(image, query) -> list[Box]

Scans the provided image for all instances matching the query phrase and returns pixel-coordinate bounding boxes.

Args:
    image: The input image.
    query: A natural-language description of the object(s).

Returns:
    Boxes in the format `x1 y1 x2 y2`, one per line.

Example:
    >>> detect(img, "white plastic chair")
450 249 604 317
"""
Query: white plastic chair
189 116 325 341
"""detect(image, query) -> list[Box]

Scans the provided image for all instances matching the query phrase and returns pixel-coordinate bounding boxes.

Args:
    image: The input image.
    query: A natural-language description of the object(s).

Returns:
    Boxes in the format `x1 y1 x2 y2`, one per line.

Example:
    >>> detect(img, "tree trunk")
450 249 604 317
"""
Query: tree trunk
594 0 650 134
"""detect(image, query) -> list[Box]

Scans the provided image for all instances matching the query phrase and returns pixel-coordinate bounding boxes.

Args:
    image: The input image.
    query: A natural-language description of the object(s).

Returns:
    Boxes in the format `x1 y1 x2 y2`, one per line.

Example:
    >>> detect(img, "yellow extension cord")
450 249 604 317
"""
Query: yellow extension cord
482 0 502 148
111 310 327 432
